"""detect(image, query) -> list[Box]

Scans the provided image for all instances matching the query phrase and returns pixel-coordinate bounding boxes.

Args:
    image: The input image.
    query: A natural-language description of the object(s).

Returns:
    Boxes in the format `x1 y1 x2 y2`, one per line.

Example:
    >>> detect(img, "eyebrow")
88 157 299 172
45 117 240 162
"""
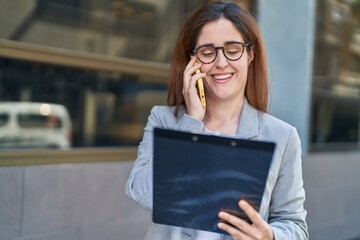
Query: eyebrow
196 41 243 49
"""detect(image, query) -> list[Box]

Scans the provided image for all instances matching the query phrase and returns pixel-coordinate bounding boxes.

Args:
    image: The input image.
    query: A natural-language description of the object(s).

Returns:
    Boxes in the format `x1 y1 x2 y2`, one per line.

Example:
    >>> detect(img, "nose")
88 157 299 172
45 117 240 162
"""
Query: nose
214 49 228 68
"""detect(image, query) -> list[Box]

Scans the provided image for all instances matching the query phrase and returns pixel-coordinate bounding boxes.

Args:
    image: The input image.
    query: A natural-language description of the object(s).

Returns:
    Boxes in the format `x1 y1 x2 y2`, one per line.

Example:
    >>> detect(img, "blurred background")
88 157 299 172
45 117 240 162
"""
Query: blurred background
0 0 359 239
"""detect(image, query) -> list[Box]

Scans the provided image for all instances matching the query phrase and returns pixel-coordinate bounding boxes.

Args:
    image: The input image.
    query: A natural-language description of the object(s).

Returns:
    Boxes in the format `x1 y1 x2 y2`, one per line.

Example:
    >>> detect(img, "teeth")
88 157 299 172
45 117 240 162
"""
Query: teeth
214 74 232 80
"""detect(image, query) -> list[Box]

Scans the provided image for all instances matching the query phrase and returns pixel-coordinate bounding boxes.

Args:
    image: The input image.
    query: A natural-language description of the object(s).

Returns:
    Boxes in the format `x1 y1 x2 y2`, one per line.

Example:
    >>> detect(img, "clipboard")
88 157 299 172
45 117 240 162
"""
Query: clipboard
152 127 275 234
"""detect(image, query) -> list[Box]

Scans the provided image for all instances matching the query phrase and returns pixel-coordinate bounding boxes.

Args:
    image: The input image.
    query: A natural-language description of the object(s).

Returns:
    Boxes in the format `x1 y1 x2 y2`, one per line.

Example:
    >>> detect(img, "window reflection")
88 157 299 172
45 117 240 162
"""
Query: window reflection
0 0 256 150
0 102 72 149
311 0 360 150
0 57 168 148
2 0 210 63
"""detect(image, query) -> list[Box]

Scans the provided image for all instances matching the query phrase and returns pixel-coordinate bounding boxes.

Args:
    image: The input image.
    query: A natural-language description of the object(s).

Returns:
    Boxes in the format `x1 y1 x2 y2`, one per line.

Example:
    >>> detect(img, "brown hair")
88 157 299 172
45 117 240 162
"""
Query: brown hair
167 2 268 115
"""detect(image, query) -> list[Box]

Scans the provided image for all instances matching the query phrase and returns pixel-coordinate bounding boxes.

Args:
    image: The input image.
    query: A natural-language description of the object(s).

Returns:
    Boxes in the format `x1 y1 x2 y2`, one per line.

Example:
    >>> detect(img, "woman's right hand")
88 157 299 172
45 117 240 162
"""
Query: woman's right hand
182 56 207 121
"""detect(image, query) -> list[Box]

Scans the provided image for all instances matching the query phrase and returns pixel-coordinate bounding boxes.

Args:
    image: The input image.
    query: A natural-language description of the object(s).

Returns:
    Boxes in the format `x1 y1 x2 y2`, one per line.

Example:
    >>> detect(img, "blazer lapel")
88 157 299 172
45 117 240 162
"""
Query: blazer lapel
237 99 259 139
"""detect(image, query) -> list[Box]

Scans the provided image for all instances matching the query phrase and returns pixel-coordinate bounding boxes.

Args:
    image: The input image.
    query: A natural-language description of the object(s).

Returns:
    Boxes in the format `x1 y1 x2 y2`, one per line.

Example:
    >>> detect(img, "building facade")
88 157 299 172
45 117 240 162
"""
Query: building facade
1 0 360 239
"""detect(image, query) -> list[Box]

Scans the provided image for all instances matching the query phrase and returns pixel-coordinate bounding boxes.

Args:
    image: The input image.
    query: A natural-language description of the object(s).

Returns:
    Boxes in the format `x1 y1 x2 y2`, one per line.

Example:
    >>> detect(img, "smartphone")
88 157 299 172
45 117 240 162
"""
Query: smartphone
194 63 206 108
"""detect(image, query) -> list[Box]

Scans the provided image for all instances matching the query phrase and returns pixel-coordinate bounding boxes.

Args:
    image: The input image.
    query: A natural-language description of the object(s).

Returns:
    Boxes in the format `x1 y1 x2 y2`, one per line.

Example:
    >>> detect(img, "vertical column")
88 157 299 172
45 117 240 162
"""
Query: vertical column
257 0 316 153
84 88 96 146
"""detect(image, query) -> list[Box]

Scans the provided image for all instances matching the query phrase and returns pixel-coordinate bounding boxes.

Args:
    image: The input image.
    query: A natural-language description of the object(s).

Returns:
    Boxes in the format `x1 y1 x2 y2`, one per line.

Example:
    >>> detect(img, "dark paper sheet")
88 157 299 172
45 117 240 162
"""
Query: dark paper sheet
153 128 275 234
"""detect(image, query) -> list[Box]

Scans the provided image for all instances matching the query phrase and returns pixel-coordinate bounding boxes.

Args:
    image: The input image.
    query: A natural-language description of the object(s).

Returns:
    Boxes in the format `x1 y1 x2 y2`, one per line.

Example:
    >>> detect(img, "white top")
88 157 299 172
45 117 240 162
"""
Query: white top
195 230 222 240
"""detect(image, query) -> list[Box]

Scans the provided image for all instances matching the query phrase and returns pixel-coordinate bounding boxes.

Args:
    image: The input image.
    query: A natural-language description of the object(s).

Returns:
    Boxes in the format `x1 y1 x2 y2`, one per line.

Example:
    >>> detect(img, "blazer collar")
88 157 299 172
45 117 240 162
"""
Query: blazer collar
237 98 259 139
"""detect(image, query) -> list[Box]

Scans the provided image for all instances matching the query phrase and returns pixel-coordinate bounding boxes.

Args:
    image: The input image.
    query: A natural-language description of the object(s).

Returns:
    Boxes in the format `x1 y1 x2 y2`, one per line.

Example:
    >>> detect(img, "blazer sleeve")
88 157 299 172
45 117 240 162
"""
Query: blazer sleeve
124 110 156 211
269 127 309 239
125 106 204 210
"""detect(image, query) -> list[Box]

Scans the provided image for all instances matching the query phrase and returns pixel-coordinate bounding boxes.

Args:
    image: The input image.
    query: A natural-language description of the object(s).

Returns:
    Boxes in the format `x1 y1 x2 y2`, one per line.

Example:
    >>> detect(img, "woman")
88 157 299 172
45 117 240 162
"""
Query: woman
126 2 308 240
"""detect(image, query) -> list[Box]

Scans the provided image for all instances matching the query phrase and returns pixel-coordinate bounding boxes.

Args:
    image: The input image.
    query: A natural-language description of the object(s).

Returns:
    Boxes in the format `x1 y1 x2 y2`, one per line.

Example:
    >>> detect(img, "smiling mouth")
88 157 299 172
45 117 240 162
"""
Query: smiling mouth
213 73 233 82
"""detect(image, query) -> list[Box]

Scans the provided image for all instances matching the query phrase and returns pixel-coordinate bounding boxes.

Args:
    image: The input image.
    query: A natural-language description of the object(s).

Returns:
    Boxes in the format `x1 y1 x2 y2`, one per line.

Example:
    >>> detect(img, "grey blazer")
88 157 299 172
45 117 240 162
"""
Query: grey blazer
125 99 308 240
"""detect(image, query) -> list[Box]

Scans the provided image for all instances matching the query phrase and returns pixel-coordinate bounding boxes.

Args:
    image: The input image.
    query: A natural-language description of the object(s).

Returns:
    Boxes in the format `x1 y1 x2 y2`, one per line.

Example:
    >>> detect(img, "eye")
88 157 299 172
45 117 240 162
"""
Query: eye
225 44 242 55
199 47 215 57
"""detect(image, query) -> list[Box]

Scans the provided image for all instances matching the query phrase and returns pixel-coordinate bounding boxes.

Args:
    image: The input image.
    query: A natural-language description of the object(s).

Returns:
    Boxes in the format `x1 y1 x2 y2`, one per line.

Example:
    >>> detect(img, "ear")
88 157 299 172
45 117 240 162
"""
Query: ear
247 46 255 66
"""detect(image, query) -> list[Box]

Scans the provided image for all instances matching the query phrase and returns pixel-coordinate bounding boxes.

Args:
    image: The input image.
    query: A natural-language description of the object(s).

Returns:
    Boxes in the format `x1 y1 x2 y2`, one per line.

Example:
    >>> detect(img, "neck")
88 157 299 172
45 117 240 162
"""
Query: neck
204 96 245 135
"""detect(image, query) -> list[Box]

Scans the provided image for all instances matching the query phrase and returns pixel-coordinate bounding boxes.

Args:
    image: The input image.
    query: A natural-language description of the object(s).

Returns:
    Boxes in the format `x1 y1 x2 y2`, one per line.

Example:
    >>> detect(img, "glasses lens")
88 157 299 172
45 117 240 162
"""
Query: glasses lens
224 43 244 60
197 46 216 64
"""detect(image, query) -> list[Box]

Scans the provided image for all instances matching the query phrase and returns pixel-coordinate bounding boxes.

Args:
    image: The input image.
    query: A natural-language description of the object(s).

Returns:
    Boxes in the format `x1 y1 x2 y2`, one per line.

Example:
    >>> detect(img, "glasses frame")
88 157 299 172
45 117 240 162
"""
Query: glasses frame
192 41 253 64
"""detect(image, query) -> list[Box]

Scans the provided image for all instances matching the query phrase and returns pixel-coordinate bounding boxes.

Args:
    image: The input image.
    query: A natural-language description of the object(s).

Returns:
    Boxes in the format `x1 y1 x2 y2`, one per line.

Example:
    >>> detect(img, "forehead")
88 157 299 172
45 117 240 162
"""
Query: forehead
197 18 244 46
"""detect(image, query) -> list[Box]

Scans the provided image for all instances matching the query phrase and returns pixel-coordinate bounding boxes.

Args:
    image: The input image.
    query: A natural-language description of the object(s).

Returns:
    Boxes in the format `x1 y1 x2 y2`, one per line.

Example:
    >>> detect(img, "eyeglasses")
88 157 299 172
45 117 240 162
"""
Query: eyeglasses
192 41 253 64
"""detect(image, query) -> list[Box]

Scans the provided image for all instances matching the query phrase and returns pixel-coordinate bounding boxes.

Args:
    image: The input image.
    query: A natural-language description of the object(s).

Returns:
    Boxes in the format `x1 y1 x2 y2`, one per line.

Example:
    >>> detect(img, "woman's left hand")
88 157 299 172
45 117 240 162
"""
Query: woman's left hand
217 200 274 240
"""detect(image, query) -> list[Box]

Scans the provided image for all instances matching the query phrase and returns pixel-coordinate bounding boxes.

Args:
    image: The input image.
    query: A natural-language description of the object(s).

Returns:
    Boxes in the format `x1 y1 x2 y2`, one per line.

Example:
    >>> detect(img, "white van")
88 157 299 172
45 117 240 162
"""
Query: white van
0 102 72 149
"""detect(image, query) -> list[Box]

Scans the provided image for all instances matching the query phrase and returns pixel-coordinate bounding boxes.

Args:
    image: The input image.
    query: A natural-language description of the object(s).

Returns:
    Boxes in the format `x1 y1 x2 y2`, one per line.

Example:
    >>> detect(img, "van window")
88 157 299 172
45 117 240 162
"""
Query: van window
0 113 8 127
18 114 63 128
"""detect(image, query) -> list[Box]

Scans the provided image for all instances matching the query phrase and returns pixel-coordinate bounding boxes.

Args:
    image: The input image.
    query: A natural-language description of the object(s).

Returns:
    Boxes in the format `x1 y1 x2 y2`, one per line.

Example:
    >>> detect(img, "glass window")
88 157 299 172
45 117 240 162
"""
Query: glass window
0 0 211 63
311 0 360 150
0 57 168 148
18 114 63 128
0 0 256 150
